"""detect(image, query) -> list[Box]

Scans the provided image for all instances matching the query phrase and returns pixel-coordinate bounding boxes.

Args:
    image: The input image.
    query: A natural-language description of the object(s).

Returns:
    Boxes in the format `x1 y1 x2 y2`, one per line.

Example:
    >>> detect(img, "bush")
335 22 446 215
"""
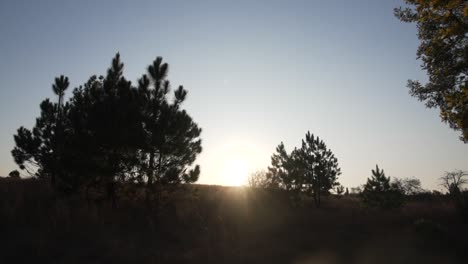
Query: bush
8 170 20 179
247 170 278 189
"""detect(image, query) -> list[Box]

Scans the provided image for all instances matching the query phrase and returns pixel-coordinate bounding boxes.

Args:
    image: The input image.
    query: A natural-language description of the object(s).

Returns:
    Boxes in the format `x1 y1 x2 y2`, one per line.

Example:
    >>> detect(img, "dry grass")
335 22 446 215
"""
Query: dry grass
0 178 467 263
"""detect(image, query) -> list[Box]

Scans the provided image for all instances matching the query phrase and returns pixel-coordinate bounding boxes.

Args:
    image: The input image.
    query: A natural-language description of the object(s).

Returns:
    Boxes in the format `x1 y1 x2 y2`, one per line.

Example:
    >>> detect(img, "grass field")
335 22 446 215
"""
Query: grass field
1 178 467 263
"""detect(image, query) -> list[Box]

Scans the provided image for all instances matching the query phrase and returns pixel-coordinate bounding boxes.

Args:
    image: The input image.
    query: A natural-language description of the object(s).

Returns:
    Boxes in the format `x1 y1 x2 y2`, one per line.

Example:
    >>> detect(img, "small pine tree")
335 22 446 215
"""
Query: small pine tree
361 165 404 209
366 165 389 190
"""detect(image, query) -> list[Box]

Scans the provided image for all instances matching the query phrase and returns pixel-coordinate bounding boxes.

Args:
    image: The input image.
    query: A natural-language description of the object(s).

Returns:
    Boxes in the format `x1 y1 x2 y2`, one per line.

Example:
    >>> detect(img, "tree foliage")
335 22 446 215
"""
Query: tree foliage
268 143 303 193
361 165 404 209
439 170 468 219
8 170 20 179
394 0 468 142
11 54 202 202
297 132 341 207
392 176 424 195
267 131 341 207
247 170 279 189
136 57 202 188
440 170 467 194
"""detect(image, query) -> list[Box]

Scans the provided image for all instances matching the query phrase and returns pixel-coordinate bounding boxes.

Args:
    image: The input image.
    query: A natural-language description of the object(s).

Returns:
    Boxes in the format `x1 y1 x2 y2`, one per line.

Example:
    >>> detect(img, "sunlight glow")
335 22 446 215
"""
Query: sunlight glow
220 156 250 186
206 139 270 186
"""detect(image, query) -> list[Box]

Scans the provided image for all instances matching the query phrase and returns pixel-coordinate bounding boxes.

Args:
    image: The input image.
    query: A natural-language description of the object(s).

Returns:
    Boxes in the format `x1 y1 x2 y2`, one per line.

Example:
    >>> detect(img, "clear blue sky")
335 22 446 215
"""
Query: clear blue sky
0 0 466 190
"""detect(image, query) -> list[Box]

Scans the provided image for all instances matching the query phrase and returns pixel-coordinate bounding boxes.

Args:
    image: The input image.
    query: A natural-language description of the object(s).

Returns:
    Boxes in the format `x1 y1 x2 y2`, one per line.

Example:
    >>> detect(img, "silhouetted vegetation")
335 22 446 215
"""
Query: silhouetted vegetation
267 131 341 207
0 0 466 262
395 0 468 142
11 54 202 206
335 184 345 198
247 170 276 189
440 170 468 219
1 178 468 263
361 165 404 209
8 170 20 179
393 176 424 195
440 170 468 194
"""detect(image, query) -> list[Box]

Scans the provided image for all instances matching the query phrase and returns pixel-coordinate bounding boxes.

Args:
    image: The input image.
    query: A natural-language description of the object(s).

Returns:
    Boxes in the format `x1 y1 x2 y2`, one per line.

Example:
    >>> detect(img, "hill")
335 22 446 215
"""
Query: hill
0 178 467 263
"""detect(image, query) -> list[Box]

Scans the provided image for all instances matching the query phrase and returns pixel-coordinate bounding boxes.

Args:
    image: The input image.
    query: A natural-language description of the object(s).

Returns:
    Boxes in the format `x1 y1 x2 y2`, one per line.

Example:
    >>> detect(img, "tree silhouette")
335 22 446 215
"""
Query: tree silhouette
51 75 69 187
8 170 20 179
136 57 202 206
439 170 467 194
439 170 468 219
12 99 58 181
297 132 341 207
11 54 202 204
268 143 303 195
248 170 279 189
67 54 144 203
392 176 424 195
395 0 468 142
267 132 341 207
361 165 404 209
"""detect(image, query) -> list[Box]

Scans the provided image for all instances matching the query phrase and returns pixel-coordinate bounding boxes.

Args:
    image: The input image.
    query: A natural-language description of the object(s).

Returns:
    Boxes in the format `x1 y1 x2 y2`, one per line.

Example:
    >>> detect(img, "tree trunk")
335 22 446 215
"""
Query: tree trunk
157 151 163 182
146 151 155 207
317 190 321 208
148 151 155 185
313 186 321 208
106 179 116 208
107 152 118 209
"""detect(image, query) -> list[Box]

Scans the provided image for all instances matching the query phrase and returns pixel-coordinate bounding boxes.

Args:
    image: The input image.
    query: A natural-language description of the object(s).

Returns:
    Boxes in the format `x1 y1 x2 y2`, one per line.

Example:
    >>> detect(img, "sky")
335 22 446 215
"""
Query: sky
0 0 466 191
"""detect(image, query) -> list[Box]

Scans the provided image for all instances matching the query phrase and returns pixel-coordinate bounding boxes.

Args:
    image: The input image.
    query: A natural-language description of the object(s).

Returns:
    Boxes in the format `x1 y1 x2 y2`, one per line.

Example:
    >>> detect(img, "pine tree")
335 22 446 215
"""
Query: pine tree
267 132 341 207
364 165 390 193
51 75 69 187
12 98 57 181
361 165 404 209
137 57 202 203
11 54 203 204
268 143 302 192
298 131 341 207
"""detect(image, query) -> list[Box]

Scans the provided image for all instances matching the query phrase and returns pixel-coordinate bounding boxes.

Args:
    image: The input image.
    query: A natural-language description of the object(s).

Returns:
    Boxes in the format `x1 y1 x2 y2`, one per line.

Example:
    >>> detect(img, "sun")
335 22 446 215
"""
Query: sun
210 140 270 186
220 156 250 186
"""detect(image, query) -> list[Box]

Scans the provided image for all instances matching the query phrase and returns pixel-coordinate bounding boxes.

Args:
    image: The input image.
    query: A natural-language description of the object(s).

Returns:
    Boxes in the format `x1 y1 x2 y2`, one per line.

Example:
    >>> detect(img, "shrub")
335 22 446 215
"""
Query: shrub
8 170 20 179
248 170 281 189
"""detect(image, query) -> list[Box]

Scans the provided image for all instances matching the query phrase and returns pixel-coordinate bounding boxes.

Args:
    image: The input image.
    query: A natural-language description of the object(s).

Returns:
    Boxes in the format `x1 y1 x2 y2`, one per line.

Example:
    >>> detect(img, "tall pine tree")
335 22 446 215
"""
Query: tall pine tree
298 131 341 207
12 54 203 204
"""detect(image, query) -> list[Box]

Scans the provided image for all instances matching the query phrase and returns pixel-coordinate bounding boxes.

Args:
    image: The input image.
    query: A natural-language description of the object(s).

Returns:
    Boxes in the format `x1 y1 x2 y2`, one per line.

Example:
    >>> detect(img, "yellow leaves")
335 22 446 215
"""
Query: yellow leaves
446 0 463 9
427 0 464 9
400 0 468 142
443 87 468 132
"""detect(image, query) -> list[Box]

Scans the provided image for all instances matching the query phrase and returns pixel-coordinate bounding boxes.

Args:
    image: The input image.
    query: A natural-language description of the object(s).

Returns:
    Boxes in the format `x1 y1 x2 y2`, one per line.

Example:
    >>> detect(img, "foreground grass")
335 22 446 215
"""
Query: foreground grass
0 178 467 263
